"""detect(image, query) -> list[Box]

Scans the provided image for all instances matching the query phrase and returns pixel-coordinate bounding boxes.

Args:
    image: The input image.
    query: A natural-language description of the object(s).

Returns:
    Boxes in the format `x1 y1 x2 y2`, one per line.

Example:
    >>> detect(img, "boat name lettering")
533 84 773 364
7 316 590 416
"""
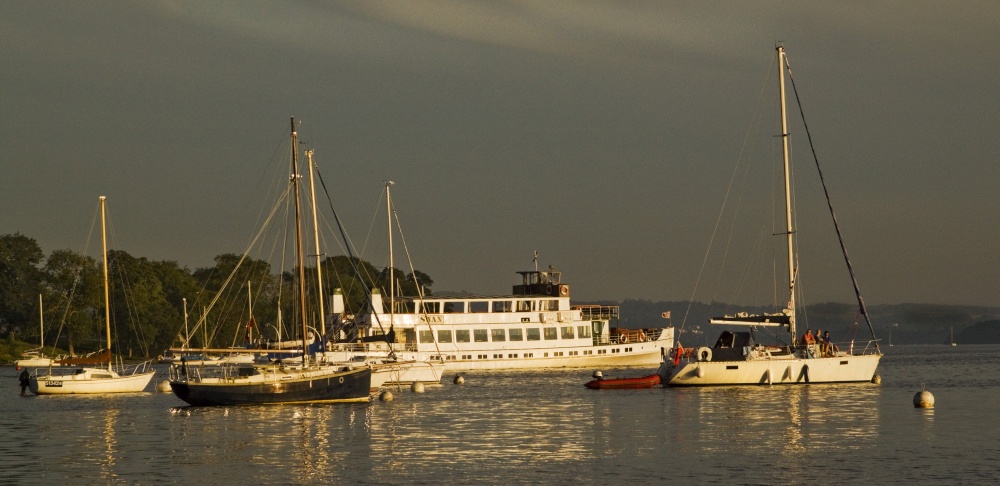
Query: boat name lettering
419 315 444 323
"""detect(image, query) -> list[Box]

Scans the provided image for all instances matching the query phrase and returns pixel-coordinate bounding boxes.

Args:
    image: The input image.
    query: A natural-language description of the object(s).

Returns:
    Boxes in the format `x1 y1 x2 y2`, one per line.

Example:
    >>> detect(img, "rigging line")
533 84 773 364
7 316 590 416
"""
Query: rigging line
681 53 778 333
784 53 880 352
314 168 388 338
50 202 102 355
391 196 444 357
180 182 294 347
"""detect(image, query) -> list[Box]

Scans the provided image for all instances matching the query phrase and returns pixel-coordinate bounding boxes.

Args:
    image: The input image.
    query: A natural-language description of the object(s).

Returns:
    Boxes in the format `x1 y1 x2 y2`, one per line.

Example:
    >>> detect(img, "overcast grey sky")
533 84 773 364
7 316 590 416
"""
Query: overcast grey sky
2 1 998 307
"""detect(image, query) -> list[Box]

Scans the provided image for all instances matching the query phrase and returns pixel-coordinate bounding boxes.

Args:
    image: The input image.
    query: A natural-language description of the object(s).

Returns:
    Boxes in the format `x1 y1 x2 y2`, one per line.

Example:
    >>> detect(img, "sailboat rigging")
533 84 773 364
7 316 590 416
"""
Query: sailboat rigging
658 45 882 386
29 196 156 394
167 118 371 406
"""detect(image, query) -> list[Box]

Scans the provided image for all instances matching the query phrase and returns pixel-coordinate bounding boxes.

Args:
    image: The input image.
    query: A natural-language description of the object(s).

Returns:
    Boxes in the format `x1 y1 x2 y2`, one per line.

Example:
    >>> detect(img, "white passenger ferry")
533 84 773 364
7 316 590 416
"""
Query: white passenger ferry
324 269 674 371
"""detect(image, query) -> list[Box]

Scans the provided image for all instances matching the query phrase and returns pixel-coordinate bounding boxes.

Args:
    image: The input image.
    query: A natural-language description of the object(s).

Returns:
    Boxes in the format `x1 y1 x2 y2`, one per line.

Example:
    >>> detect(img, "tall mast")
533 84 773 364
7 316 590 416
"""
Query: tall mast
100 196 112 371
182 297 188 350
38 294 44 351
386 181 395 330
290 117 310 366
777 45 796 339
306 149 326 337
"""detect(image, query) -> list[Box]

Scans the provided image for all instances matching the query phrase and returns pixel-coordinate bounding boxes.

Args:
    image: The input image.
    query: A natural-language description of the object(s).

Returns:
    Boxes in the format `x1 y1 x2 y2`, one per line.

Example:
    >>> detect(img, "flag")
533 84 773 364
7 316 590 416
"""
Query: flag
661 311 671 319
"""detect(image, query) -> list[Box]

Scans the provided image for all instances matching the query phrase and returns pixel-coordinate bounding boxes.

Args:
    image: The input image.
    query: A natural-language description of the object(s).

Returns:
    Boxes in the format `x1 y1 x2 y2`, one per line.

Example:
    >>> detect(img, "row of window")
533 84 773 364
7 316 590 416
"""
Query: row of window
394 299 560 314
418 325 593 344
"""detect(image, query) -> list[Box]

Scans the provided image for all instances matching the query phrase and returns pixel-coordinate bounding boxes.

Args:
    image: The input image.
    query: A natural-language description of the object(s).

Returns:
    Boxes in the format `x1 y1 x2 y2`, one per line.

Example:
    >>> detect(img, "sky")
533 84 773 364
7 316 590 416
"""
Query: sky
2 1 998 308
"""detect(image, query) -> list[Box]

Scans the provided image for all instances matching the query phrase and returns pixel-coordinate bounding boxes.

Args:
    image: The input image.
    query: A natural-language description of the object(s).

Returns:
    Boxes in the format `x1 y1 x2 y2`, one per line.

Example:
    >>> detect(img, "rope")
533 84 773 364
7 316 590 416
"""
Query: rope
783 52 881 353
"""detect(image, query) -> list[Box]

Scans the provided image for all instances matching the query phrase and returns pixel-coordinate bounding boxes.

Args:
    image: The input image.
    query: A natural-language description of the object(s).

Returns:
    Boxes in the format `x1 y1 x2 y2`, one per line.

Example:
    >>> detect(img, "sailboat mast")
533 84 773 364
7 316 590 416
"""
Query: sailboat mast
100 196 112 371
306 149 326 337
38 294 44 351
386 181 395 330
777 45 797 340
290 118 310 365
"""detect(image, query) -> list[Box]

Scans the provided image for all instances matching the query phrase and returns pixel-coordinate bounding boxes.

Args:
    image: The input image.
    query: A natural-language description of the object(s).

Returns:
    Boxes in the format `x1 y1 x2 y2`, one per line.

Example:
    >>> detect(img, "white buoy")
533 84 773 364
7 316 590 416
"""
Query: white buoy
453 375 465 385
696 366 706 378
156 380 171 393
379 390 394 401
914 387 934 408
411 382 425 393
872 373 882 385
592 371 603 379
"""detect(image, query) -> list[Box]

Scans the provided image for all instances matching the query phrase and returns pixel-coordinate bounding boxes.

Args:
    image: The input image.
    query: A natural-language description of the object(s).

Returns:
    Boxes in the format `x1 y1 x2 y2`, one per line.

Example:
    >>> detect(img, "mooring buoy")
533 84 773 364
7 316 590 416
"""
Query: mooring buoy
156 380 171 393
379 390 394 401
453 375 465 385
913 385 934 408
411 382 425 393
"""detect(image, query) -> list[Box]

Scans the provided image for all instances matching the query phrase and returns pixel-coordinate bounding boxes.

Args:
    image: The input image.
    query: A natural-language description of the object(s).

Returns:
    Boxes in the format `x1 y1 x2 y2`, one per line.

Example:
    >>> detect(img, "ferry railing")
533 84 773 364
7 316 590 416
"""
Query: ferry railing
574 305 620 321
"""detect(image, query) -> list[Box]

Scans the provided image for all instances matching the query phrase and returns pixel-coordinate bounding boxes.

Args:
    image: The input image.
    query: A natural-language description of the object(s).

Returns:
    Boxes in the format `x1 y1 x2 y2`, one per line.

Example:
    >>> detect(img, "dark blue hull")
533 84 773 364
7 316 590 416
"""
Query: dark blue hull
170 366 371 406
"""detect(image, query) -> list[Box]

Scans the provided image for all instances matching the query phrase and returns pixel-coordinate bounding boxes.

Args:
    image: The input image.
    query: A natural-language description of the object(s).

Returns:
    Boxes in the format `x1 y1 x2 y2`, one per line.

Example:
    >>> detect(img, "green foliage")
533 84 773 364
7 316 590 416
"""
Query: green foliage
0 232 435 360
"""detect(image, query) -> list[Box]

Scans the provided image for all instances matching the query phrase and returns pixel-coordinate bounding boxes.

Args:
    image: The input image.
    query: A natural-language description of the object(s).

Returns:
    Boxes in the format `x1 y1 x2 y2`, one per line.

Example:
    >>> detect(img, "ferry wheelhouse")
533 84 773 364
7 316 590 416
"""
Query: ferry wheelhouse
326 269 674 371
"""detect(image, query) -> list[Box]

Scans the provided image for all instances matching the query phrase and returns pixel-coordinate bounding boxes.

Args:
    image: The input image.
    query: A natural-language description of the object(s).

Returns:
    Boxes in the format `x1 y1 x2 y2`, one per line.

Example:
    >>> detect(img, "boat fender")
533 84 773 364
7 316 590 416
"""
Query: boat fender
638 332 647 342
697 347 712 362
620 334 629 344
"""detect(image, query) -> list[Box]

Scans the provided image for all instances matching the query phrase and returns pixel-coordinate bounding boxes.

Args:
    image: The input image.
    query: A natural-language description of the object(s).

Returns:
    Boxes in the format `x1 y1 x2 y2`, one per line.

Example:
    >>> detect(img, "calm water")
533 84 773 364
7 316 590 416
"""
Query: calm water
2 345 998 485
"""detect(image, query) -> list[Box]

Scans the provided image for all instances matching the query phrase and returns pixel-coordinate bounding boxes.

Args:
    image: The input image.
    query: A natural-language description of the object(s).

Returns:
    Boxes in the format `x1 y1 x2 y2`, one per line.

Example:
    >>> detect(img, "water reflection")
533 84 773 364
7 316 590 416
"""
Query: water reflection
681 384 882 454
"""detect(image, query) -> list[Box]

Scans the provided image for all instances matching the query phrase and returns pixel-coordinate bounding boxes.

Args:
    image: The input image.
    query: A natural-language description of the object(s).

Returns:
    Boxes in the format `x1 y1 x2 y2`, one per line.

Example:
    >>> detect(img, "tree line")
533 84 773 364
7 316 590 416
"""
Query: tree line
0 232 432 358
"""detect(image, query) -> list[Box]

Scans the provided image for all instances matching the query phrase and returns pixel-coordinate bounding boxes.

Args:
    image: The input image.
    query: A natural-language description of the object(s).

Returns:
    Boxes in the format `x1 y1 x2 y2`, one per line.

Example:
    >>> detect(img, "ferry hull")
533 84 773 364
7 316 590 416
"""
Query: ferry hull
170 367 371 406
659 354 881 386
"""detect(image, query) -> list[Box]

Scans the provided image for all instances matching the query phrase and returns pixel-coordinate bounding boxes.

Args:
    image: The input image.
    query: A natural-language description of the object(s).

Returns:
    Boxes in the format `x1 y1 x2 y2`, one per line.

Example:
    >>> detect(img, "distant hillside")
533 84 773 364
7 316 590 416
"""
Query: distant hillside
957 320 1000 344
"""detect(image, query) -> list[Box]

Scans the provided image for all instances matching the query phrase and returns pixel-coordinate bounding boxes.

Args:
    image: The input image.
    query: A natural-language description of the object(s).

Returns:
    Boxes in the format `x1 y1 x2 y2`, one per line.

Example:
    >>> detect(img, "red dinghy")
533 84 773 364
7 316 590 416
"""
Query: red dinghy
585 373 661 389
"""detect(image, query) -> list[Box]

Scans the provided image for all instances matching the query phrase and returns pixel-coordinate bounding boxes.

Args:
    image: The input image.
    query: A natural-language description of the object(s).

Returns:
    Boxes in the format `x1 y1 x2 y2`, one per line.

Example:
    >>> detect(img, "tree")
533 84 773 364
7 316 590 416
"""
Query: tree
41 249 102 355
0 233 45 337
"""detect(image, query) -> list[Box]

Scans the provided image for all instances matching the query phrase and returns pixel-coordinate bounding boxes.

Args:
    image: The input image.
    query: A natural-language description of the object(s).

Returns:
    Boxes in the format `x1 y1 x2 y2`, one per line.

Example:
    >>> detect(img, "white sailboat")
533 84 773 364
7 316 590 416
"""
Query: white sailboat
320 180 444 387
29 197 156 395
658 45 882 386
14 295 64 368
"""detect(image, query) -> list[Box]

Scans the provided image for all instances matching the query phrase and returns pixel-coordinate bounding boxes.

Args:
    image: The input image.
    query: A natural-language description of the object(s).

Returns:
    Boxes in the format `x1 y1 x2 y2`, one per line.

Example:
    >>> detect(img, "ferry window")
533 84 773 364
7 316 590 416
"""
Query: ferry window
470 301 489 313
539 300 558 311
474 329 489 342
456 330 471 342
438 330 453 343
444 302 465 313
544 327 558 340
526 328 541 341
419 302 440 314
509 328 524 341
491 329 506 342
561 326 575 339
516 300 534 311
492 300 512 312
577 325 591 338
418 330 433 343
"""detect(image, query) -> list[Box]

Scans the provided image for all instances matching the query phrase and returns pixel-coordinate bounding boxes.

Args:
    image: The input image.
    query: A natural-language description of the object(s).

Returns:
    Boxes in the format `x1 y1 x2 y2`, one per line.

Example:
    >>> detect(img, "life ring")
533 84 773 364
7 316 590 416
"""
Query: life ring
638 332 647 342
697 347 712 361
546 284 553 294
559 285 569 296
619 333 629 344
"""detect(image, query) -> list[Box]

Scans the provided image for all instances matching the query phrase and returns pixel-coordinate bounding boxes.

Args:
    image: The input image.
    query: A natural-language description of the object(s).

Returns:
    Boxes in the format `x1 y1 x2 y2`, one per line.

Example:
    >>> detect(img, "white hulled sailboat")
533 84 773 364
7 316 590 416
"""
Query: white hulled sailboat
29 197 156 394
658 45 882 386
